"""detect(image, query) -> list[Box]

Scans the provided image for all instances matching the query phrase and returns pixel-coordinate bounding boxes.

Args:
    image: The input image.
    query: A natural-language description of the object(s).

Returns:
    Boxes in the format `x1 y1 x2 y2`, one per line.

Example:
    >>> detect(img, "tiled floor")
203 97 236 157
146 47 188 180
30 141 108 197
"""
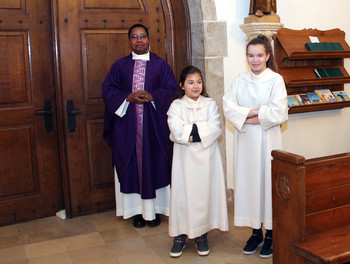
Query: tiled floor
0 202 272 264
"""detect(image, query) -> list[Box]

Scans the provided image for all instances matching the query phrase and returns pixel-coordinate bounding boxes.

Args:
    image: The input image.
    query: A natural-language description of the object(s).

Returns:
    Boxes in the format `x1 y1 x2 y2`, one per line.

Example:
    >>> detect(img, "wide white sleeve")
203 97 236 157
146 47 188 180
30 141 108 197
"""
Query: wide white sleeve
167 102 192 145
258 75 288 130
115 99 129 117
223 78 250 132
196 100 222 149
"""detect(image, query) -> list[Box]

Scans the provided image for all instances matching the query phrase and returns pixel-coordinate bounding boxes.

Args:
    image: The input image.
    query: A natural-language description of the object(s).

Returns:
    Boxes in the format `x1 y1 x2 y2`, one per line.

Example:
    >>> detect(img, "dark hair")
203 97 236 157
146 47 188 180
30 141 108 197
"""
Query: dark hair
128 24 149 39
246 35 278 73
174 65 209 100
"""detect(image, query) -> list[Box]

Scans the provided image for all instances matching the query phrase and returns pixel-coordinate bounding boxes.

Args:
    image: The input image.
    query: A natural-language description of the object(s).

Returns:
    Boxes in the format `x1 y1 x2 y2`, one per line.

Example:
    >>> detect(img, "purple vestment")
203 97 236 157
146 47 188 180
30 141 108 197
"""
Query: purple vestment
102 53 177 199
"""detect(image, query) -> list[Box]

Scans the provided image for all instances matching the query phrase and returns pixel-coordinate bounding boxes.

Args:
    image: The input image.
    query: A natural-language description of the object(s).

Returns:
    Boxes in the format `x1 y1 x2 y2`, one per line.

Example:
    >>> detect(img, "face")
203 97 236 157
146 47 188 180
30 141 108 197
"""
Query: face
129 27 150 55
246 44 270 75
180 73 203 101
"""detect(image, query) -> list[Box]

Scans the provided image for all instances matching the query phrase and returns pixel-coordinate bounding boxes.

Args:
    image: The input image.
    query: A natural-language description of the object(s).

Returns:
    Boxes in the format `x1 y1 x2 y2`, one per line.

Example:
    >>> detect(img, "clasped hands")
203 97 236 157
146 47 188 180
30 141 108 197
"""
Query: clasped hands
126 90 153 104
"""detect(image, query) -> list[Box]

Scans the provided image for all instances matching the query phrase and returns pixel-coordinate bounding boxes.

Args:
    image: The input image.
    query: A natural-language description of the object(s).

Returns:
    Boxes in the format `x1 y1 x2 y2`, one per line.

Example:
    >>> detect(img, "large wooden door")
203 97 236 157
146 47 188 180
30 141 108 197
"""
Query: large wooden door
53 0 190 217
0 0 190 225
0 0 63 225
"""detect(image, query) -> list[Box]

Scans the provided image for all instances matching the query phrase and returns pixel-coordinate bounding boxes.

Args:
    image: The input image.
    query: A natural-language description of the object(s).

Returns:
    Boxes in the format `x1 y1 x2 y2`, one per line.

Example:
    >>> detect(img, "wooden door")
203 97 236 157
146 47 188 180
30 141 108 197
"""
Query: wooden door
53 0 190 217
0 0 63 225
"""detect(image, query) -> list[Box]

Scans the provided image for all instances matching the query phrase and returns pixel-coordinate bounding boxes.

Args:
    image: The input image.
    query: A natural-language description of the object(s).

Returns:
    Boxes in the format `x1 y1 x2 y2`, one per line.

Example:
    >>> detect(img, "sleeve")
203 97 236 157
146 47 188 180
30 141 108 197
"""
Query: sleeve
258 75 288 130
167 102 193 145
196 100 222 149
149 60 178 113
223 77 251 132
115 100 129 117
102 62 130 116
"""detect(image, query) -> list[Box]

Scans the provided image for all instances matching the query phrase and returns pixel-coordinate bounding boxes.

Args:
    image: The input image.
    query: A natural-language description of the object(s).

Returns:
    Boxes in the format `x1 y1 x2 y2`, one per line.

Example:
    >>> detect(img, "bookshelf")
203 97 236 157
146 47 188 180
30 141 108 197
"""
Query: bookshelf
273 28 350 114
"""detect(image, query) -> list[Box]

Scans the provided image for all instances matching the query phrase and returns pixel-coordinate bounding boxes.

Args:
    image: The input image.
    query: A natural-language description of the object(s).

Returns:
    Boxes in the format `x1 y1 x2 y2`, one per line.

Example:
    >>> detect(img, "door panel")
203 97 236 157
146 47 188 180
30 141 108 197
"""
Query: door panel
0 0 63 226
0 32 30 105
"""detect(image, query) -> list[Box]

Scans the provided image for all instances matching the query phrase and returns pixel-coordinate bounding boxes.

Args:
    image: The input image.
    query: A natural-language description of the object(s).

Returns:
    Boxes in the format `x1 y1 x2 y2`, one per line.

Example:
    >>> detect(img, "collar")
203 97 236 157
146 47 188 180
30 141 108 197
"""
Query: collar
181 95 204 108
132 51 150 61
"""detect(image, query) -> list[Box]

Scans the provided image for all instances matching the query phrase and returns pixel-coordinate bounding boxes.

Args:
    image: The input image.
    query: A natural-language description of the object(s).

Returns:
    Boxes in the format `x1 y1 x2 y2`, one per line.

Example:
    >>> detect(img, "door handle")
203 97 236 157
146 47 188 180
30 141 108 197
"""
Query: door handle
66 99 81 132
35 100 52 133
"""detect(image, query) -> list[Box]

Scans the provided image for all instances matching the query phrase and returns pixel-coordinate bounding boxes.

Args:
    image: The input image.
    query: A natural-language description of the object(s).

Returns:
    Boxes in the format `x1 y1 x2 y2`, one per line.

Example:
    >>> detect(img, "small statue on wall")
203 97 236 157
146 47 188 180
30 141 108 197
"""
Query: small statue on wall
249 0 277 17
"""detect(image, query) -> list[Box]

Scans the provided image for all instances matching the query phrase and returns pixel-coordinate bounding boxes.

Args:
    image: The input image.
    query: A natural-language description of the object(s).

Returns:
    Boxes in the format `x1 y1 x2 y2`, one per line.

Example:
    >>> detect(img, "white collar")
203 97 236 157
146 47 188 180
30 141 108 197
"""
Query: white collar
132 51 150 61
181 95 204 108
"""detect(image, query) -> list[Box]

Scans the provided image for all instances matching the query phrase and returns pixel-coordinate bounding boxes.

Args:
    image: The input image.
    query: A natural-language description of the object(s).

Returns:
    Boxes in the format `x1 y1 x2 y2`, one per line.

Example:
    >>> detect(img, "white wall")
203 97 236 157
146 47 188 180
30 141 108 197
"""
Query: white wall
214 0 350 188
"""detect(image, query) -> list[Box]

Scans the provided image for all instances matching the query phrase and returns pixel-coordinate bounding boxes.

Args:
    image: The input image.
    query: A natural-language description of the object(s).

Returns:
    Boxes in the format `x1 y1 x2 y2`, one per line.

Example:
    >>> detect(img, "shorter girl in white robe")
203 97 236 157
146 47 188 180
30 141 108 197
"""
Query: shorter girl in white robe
167 65 228 258
223 35 288 259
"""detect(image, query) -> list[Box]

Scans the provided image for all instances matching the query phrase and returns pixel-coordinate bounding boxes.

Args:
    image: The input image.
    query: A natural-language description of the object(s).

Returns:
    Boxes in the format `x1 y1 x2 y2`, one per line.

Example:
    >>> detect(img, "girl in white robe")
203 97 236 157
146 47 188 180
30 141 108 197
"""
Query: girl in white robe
223 35 288 258
167 66 228 258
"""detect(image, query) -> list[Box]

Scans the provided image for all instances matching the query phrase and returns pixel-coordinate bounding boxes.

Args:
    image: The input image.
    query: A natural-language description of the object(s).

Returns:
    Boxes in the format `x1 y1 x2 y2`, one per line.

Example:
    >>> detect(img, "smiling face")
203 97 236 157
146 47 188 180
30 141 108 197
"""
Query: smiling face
180 73 203 101
246 44 270 75
128 26 150 55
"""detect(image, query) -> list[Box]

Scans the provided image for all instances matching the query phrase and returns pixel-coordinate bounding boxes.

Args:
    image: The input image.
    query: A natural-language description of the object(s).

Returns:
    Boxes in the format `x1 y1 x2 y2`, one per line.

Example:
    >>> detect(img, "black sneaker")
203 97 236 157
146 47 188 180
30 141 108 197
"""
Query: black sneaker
170 234 186 257
260 236 273 258
195 233 210 256
243 229 263 254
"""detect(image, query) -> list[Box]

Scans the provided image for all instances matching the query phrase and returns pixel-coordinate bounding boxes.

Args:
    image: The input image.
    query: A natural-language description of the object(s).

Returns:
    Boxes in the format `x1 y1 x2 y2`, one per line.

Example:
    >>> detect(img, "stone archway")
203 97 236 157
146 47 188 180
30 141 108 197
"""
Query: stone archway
187 0 228 177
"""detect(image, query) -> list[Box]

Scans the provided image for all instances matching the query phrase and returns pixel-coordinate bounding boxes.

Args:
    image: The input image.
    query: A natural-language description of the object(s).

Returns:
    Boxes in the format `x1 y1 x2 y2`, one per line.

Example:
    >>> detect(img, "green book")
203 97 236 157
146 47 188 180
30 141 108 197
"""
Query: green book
314 68 329 78
326 67 343 77
305 43 322 51
305 42 344 51
314 67 344 78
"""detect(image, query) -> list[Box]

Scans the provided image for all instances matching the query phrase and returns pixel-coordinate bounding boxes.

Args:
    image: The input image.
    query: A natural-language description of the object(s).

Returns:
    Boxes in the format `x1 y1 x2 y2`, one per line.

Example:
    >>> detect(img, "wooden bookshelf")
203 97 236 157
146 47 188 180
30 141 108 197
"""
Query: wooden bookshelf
273 28 350 114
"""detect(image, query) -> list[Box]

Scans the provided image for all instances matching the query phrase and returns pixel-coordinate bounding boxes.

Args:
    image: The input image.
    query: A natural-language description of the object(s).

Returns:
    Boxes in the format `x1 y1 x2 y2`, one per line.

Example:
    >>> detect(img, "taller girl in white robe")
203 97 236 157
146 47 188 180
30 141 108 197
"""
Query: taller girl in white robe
223 68 288 230
167 95 229 239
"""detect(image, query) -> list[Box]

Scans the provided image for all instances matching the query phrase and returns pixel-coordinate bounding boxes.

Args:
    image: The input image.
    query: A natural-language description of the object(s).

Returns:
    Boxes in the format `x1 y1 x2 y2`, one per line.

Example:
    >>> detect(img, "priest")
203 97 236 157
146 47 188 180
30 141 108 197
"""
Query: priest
102 24 178 228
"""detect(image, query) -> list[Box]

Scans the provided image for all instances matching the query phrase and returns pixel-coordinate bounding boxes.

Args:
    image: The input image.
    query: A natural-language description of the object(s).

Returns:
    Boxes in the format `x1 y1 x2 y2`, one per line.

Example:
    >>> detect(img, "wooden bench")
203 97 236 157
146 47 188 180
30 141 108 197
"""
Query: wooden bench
271 150 350 264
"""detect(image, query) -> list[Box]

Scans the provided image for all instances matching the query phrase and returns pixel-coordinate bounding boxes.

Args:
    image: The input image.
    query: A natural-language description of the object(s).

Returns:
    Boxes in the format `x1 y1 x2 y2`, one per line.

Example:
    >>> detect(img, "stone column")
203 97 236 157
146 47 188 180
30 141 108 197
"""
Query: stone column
187 0 228 186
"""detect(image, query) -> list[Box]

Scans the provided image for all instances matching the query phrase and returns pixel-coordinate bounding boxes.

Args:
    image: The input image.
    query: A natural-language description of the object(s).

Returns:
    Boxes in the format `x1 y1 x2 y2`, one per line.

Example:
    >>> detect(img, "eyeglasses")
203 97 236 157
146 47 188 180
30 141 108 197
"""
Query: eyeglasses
130 34 148 40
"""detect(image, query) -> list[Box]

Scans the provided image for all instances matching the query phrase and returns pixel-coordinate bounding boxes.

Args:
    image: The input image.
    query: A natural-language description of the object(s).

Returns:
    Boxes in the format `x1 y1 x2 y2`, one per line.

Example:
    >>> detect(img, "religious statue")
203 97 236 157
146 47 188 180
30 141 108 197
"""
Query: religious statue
249 0 277 16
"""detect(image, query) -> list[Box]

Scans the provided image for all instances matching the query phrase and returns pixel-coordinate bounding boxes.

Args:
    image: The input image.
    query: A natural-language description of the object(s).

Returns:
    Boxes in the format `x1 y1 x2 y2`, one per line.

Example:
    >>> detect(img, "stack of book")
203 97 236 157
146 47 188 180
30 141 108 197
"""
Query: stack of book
287 89 350 107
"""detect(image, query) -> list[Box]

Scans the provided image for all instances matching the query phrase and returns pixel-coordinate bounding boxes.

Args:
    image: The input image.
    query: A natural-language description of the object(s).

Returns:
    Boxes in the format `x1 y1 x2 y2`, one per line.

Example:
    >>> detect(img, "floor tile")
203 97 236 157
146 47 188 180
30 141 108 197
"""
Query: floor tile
68 245 118 264
0 245 27 264
27 252 72 264
0 224 23 249
63 232 105 251
24 239 66 259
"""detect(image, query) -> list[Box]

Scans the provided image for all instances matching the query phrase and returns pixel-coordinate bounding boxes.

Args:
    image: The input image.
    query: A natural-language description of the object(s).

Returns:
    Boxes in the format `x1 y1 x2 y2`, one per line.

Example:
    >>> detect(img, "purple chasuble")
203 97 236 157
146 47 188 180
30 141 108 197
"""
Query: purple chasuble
102 53 178 199
132 60 147 195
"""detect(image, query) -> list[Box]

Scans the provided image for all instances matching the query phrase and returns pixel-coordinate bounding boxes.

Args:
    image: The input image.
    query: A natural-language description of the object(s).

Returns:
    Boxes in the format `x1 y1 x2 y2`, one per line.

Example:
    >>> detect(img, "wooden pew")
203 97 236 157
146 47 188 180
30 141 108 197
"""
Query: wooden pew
271 150 350 264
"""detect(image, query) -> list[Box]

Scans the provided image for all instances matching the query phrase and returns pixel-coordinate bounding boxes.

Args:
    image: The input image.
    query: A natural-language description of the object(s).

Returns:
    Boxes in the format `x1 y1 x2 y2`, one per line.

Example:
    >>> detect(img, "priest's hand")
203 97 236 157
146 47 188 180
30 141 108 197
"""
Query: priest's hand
126 90 153 104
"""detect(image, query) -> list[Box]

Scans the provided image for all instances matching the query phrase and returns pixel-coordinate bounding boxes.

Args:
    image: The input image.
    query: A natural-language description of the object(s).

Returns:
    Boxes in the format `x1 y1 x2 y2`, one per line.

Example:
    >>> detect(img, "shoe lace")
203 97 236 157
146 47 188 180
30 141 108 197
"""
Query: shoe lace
174 235 186 243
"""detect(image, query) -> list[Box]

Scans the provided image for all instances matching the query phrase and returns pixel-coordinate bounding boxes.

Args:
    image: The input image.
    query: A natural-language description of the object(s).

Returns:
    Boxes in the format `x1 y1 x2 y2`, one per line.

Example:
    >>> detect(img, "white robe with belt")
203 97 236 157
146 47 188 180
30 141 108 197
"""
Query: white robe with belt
167 95 228 238
223 68 288 230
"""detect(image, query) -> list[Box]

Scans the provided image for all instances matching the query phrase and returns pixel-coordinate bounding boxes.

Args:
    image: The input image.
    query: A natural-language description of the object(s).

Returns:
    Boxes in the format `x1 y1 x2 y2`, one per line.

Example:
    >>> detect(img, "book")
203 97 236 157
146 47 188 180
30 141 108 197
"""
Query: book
314 67 344 78
305 42 344 51
287 95 300 107
306 92 323 104
315 89 337 103
296 94 311 105
332 91 350 102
